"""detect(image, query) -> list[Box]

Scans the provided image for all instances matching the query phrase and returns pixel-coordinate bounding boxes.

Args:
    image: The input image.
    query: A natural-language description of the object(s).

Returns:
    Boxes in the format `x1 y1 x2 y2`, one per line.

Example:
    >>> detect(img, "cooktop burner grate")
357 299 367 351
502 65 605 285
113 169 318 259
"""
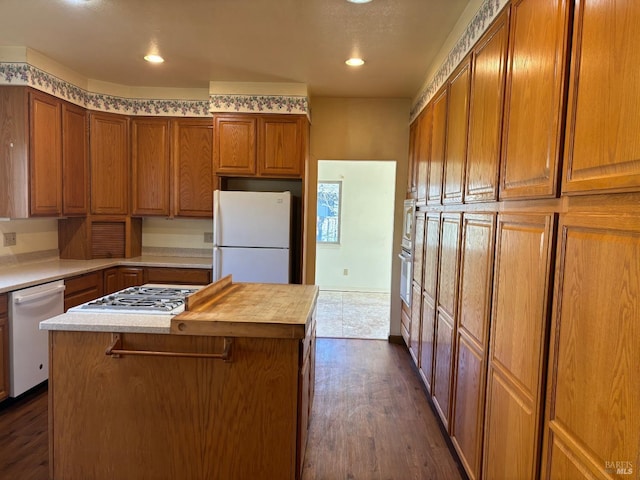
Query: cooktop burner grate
76 286 200 313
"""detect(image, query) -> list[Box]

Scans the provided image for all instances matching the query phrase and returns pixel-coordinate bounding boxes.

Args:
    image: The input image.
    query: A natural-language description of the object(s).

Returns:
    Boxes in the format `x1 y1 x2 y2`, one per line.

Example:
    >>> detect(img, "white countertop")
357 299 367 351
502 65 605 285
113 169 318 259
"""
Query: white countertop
0 255 212 294
40 310 174 334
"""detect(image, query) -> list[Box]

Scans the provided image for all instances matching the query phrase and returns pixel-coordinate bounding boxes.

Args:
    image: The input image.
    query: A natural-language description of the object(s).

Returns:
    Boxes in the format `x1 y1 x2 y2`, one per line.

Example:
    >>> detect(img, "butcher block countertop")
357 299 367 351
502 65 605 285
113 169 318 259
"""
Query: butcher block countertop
42 276 319 338
172 276 319 339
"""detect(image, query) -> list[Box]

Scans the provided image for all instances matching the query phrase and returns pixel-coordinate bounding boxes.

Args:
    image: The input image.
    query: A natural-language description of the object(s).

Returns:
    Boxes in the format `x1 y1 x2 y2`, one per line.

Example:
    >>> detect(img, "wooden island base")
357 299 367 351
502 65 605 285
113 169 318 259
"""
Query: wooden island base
47 280 318 480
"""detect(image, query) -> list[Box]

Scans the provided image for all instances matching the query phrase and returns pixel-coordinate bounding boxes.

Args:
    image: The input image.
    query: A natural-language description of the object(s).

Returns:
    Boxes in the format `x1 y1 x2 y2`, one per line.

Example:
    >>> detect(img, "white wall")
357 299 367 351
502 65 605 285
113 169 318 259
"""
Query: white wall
0 219 58 258
315 160 396 293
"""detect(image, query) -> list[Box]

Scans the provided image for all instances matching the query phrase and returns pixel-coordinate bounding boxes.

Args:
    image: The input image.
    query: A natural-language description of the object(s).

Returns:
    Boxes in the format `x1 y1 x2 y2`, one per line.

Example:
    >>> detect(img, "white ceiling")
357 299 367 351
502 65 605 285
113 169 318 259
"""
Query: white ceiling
0 0 470 98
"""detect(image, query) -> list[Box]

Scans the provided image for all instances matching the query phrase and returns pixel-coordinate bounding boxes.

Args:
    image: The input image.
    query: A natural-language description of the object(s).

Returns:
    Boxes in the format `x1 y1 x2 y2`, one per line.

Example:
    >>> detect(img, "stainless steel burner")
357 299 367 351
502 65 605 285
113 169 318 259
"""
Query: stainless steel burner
72 285 200 314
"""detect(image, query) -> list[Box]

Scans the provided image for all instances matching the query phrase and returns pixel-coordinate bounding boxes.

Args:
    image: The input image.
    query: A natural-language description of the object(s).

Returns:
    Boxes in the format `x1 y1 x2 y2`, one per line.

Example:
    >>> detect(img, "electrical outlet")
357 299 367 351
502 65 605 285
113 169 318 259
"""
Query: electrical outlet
204 232 213 243
3 232 16 247
343 268 349 276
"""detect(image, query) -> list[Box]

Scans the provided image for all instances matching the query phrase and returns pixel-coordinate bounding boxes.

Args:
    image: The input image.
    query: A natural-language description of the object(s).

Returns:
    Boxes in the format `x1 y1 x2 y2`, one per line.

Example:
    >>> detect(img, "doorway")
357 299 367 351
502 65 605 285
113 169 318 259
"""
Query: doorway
314 160 396 339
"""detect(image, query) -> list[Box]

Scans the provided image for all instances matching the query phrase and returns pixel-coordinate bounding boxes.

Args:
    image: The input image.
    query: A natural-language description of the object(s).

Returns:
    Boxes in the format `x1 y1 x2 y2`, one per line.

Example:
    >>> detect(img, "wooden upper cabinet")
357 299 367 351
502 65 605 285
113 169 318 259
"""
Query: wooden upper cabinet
415 105 432 205
131 118 171 216
172 118 214 218
90 112 130 215
450 213 496 480
29 90 62 216
562 0 640 194
258 115 305 177
213 115 257 175
443 58 471 205
407 119 418 196
465 9 510 203
483 212 555 480
541 213 640 480
61 102 88 215
500 0 571 200
428 88 448 205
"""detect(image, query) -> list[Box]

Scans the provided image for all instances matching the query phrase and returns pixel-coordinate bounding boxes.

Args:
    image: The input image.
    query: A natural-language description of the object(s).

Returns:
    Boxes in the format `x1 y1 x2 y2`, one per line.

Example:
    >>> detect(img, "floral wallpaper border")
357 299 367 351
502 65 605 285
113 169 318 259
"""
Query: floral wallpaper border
410 0 509 121
0 62 310 117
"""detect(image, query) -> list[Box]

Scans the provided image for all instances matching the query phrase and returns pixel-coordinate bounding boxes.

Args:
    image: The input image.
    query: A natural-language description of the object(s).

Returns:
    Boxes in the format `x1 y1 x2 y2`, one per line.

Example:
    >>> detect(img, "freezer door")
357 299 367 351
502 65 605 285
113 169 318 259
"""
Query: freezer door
214 190 291 248
214 246 290 283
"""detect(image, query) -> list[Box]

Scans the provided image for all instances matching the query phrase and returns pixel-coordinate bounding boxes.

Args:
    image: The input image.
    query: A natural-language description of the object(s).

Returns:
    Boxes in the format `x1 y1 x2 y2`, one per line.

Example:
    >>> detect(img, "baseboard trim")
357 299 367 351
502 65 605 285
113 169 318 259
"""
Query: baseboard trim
387 334 406 346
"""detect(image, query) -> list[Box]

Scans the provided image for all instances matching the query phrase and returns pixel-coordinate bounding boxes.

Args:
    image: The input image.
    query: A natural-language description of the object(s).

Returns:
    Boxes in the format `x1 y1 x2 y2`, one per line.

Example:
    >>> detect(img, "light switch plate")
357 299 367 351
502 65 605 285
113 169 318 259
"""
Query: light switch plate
3 232 16 246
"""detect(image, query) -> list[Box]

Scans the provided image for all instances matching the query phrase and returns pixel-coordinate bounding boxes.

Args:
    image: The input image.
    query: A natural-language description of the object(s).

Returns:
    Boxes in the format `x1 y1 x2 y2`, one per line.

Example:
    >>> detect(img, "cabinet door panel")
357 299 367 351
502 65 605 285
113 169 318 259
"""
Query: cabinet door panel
90 112 130 215
409 282 422 367
483 213 555 480
172 119 213 217
62 102 88 215
415 106 432 204
542 214 640 479
437 214 461 318
428 88 448 205
465 10 509 203
443 58 471 205
29 90 62 216
500 0 571 199
562 0 640 194
214 116 256 175
258 116 304 177
432 311 455 430
422 213 441 300
412 213 425 285
132 118 171 216
407 120 418 195
419 295 436 392
451 213 495 480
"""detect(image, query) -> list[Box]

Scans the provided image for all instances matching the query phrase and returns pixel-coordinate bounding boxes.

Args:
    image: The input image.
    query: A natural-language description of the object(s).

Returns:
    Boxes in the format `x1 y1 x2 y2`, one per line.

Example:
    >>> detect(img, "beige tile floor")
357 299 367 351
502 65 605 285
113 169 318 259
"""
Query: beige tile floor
316 290 390 340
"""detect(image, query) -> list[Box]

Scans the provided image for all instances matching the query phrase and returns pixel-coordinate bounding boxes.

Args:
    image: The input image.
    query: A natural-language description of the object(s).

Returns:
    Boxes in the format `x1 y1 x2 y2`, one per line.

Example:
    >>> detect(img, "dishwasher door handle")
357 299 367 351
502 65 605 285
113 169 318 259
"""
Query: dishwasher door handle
13 285 66 305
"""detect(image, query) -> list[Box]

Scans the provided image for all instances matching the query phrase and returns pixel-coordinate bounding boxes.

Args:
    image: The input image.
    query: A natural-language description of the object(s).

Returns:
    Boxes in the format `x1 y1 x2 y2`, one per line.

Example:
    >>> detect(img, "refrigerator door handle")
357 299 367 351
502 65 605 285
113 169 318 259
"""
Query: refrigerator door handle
213 190 221 246
213 246 221 281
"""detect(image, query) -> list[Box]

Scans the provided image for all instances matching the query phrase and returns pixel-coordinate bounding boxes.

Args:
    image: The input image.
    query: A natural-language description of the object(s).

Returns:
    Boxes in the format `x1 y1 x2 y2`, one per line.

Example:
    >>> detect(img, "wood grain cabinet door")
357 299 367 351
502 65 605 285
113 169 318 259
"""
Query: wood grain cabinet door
465 9 509 203
541 214 640 479
407 119 418 196
432 213 462 430
29 90 62 216
562 0 640 194
428 88 448 205
131 118 171 216
61 102 88 215
443 58 471 205
415 105 432 205
419 212 440 392
172 118 213 218
213 115 257 175
483 212 556 480
258 115 305 177
450 213 496 480
410 213 426 366
499 0 572 199
90 112 130 215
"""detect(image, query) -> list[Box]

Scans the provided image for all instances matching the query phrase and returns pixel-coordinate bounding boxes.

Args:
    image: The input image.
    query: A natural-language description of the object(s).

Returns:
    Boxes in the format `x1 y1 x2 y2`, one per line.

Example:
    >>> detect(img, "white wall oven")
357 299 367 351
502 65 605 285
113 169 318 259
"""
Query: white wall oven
399 199 416 307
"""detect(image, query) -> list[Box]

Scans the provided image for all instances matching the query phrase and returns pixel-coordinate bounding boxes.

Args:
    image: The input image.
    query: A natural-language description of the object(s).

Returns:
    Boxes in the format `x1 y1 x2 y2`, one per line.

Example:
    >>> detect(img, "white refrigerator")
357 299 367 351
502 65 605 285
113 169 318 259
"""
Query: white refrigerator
213 190 291 283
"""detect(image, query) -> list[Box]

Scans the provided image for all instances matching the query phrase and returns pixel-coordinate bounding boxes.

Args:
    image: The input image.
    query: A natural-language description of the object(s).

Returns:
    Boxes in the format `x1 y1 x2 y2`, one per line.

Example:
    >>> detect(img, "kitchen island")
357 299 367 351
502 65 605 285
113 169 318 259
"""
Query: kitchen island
41 277 318 480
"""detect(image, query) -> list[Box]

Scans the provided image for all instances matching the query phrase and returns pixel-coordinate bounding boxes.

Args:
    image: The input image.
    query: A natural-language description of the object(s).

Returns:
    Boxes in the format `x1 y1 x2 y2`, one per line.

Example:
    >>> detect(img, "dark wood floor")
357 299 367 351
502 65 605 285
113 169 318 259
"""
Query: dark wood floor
0 338 465 480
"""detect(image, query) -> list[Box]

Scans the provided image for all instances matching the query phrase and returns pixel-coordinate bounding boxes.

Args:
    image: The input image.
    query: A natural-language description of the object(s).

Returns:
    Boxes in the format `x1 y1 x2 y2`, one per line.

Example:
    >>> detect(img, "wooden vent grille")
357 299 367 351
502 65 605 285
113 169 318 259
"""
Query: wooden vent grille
91 221 126 258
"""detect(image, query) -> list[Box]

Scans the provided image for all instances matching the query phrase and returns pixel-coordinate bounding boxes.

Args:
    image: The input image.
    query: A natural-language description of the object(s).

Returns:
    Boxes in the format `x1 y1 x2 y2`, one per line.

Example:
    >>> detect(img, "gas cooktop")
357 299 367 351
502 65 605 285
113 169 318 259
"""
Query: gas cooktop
71 285 200 315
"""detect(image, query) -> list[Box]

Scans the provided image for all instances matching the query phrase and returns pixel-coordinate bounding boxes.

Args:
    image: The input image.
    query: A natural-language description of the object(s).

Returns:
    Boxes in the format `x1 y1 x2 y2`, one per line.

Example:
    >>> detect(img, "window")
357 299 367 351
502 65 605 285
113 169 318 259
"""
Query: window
316 181 341 243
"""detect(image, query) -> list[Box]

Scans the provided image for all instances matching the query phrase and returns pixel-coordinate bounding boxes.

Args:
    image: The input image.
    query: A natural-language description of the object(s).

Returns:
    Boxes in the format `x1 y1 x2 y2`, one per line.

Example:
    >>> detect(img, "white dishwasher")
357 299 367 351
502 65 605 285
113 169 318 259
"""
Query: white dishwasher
9 279 65 397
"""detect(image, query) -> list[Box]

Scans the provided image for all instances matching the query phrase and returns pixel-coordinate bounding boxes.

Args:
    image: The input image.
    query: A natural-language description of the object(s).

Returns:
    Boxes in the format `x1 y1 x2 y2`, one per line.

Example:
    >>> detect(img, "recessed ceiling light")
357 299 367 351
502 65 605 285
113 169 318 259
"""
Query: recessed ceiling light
345 58 365 67
347 0 372 3
144 54 165 64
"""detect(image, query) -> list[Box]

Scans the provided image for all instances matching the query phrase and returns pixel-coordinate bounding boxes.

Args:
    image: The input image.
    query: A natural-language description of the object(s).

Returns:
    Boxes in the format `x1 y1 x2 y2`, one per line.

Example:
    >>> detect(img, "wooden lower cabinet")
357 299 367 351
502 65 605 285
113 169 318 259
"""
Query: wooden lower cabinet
103 267 144 294
400 302 411 347
49 328 313 480
541 213 640 479
409 282 422 366
450 213 496 480
482 213 556 479
63 271 104 311
0 294 8 402
432 213 462 430
144 267 211 285
419 213 440 392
